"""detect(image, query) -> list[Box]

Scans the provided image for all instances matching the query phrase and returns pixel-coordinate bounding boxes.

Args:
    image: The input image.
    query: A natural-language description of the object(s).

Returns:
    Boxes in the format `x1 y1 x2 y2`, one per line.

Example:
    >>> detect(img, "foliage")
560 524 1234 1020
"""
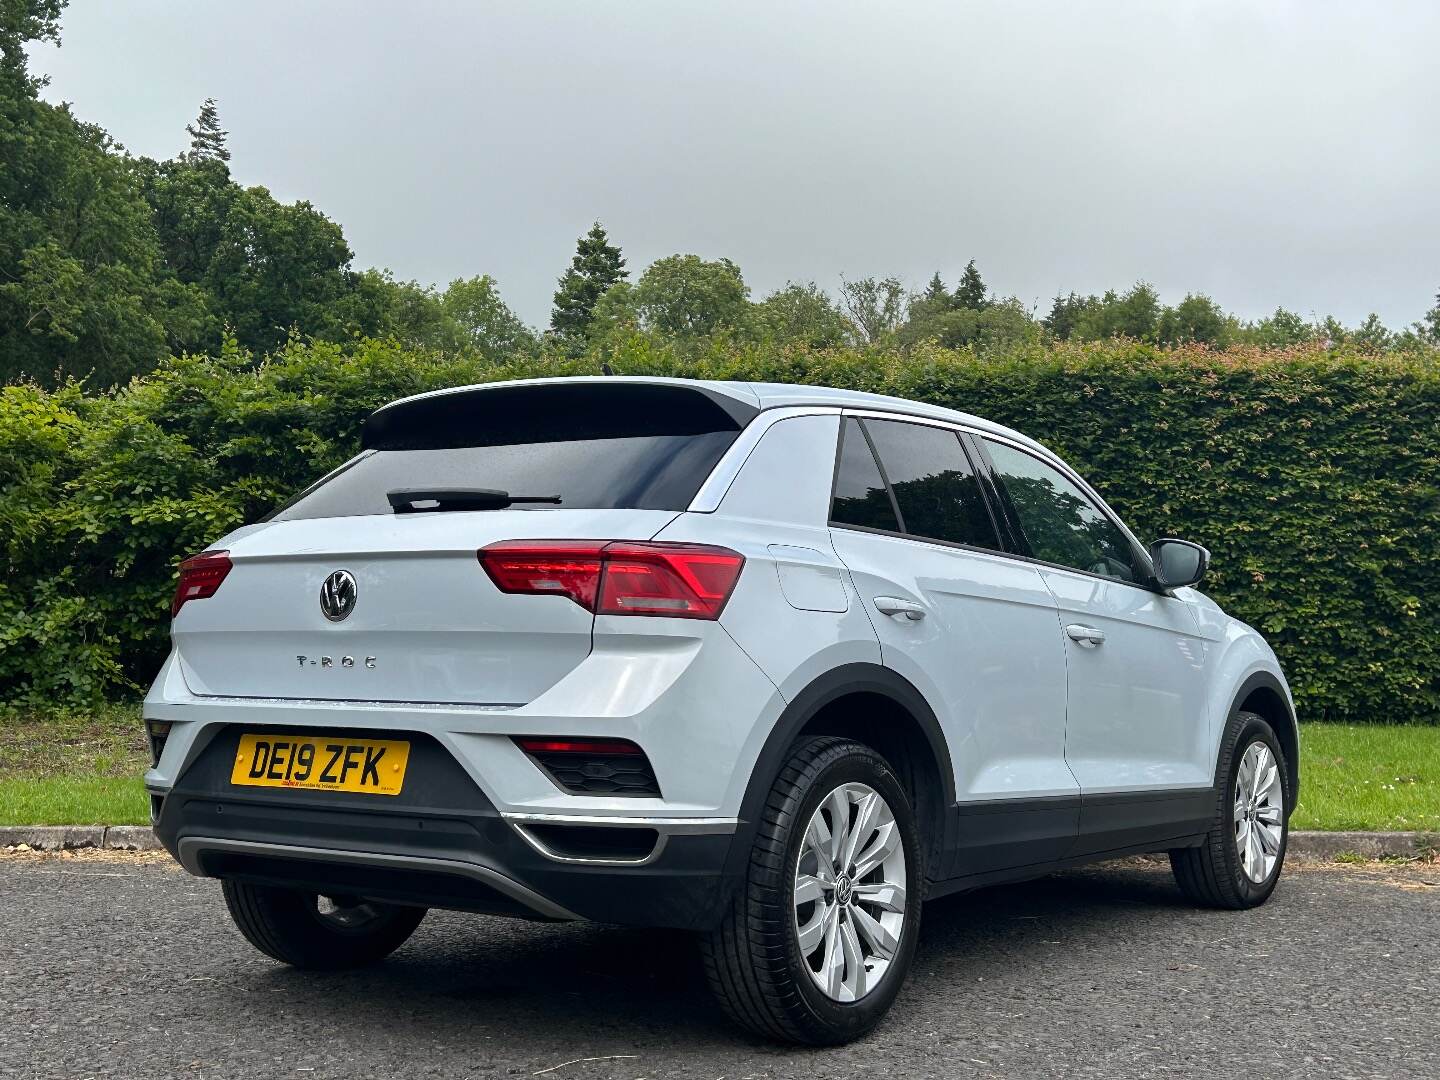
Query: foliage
839 276 907 345
632 254 750 339
754 282 851 348
183 97 229 163
550 222 627 347
1 335 1438 730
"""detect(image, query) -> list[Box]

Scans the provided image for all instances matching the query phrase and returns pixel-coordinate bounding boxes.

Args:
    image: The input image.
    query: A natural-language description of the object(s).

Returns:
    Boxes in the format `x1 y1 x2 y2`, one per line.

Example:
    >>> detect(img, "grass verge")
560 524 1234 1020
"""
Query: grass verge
1290 724 1440 832
1 706 1437 831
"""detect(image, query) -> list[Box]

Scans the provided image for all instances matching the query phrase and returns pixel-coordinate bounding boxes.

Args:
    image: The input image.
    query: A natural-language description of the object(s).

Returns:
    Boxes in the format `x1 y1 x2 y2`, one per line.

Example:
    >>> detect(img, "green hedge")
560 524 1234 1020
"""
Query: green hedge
2 335 1437 723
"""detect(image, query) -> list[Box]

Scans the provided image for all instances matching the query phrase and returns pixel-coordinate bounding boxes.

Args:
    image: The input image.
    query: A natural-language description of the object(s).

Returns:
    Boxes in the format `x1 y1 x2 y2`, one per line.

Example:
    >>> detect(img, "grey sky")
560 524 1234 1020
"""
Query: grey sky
31 1 1440 329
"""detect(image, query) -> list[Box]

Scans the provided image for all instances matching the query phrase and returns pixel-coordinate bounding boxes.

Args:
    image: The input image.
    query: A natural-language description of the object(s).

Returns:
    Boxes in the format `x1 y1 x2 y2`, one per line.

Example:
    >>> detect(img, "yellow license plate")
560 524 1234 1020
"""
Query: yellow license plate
230 734 410 796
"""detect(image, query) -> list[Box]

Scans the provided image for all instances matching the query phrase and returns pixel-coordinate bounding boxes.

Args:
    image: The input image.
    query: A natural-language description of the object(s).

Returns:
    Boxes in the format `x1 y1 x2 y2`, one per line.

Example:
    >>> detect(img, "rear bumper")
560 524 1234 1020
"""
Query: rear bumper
151 726 741 930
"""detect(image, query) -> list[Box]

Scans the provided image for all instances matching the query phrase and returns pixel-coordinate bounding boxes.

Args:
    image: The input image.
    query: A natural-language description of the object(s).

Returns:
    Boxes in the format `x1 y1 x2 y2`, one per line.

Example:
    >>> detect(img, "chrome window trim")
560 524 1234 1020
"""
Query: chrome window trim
838 408 1161 594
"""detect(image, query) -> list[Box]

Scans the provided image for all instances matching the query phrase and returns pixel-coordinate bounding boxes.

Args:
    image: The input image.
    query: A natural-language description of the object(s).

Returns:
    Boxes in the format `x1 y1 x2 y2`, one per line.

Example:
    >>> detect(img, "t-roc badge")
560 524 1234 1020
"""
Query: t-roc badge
319 569 357 622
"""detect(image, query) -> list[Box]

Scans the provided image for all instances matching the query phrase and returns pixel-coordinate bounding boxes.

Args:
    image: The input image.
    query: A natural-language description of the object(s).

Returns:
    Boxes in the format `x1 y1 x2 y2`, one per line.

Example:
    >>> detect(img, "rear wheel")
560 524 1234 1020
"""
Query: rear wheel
701 737 922 1045
1170 710 1290 909
222 879 426 969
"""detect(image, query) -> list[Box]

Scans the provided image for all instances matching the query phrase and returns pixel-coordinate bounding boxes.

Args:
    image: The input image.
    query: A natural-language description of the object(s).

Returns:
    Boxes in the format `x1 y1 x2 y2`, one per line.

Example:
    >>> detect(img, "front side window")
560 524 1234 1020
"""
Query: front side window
830 418 900 532
982 439 1141 583
863 419 998 549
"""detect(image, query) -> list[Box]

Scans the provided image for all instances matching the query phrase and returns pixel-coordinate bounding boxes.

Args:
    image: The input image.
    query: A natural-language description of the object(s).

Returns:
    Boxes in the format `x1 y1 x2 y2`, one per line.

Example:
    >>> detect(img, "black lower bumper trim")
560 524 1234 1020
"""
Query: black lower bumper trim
155 725 740 930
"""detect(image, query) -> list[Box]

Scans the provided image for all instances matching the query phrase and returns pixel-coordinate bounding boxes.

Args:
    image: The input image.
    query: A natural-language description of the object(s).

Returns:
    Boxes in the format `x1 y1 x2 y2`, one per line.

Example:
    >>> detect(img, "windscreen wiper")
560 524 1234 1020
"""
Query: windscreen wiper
386 488 562 514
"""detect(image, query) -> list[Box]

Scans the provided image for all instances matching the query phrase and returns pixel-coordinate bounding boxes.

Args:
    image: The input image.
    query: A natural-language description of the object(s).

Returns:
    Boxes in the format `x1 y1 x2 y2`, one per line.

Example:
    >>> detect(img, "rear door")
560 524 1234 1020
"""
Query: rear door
975 436 1213 854
826 415 1077 878
172 382 750 706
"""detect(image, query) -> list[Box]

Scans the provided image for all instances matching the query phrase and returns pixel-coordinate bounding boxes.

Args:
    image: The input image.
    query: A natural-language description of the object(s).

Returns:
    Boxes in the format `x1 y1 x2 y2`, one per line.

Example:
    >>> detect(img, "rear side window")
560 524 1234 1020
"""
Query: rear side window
863 419 998 549
830 418 900 532
981 438 1140 583
271 383 751 521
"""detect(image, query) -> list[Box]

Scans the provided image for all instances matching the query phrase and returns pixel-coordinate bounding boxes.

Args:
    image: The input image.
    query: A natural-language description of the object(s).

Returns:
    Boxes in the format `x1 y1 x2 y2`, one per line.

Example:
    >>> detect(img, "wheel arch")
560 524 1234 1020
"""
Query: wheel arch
730 663 954 878
1231 670 1300 807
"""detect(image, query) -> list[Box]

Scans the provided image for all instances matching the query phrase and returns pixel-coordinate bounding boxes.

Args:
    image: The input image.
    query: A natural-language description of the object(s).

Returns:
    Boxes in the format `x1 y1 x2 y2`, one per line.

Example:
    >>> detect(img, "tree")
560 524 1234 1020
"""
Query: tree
441 275 536 359
1242 308 1315 348
200 186 356 352
1042 293 1093 340
1350 313 1392 352
839 276 906 345
754 282 850 348
1156 293 1229 346
1074 282 1161 341
0 1 64 98
184 98 230 163
954 260 988 310
922 272 949 305
632 254 750 338
0 0 207 385
1420 290 1440 344
550 222 626 345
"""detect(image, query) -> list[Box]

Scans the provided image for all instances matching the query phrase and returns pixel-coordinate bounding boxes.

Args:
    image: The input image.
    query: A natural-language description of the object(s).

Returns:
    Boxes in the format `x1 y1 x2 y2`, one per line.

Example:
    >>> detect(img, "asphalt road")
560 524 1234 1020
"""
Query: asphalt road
1 852 1436 1080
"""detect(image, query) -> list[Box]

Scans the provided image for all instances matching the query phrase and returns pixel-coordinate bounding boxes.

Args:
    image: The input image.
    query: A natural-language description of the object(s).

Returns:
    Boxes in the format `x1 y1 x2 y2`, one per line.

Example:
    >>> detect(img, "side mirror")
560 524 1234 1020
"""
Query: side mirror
1149 538 1209 590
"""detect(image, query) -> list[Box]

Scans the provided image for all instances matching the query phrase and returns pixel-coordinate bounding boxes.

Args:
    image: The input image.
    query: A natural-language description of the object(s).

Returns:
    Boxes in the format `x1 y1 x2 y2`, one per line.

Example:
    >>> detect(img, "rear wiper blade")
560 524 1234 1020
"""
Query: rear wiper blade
386 488 562 514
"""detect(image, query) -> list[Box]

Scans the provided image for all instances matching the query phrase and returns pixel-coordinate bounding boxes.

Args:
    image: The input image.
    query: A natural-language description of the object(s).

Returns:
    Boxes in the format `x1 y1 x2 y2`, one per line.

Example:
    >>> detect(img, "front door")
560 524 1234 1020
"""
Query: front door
977 437 1213 855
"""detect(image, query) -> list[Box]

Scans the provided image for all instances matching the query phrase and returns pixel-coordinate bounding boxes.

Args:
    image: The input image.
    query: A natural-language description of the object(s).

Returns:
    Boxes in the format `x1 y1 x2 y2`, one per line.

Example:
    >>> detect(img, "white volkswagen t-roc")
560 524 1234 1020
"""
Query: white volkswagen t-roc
146 377 1297 1044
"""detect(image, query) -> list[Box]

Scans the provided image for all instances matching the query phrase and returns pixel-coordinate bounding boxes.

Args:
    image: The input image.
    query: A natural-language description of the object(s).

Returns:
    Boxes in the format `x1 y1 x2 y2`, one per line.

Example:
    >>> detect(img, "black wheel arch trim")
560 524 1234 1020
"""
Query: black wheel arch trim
728 663 955 875
1227 670 1300 804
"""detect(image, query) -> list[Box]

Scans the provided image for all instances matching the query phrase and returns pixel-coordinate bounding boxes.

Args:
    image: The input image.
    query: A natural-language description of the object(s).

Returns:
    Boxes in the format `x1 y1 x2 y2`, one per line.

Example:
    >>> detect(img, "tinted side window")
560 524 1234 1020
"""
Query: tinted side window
982 439 1140 583
864 419 998 549
830 418 900 532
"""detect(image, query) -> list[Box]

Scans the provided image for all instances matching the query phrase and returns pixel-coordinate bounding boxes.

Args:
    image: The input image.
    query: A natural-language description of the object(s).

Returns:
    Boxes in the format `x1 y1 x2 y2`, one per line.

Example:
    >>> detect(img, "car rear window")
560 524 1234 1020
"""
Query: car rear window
270 382 753 521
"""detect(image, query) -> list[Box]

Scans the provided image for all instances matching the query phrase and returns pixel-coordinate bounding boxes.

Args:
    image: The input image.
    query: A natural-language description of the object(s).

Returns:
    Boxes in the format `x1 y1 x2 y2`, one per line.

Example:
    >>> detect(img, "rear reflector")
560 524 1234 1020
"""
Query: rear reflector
480 541 744 619
171 550 232 617
512 736 661 797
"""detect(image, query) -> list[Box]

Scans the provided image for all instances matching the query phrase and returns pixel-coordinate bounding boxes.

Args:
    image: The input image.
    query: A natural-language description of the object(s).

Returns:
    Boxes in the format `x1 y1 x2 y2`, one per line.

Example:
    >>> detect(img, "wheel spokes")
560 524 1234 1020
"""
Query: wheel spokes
793 780 908 1004
851 881 906 913
851 904 899 961
795 873 825 907
838 915 866 999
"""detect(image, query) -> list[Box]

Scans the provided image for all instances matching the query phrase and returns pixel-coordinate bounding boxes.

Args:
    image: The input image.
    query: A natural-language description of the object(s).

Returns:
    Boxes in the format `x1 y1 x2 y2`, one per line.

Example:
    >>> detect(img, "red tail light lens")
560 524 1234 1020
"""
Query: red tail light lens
478 541 607 610
596 543 744 618
171 550 232 617
479 541 744 620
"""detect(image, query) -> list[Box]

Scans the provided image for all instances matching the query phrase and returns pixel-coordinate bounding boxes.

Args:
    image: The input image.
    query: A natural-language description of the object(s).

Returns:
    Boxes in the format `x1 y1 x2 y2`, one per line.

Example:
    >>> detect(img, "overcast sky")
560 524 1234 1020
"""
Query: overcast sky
30 1 1440 329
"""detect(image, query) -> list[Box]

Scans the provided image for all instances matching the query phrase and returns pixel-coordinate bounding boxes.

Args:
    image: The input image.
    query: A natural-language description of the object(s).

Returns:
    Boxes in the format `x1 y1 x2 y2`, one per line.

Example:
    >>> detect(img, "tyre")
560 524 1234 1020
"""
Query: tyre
702 737 923 1045
1170 710 1290 909
222 879 426 969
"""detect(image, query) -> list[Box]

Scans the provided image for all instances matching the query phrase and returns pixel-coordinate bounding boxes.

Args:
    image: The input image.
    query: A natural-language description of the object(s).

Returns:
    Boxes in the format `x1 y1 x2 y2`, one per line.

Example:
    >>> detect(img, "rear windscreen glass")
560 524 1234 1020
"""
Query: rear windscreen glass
267 383 760 522
270 431 740 521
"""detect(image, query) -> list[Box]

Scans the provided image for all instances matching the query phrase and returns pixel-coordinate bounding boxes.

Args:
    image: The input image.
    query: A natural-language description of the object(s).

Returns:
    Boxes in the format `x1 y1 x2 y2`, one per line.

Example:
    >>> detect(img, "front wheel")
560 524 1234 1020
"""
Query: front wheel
1170 710 1291 909
701 737 922 1045
222 880 426 969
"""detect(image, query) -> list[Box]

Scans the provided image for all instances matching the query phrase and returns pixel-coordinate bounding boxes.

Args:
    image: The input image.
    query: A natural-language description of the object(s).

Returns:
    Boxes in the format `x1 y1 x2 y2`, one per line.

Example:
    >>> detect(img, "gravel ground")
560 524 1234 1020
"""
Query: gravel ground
1 851 1436 1079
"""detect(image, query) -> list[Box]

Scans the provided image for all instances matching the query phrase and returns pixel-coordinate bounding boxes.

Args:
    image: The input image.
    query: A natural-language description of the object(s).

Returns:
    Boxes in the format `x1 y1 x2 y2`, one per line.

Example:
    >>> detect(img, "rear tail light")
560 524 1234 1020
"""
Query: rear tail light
479 541 744 619
171 550 232 617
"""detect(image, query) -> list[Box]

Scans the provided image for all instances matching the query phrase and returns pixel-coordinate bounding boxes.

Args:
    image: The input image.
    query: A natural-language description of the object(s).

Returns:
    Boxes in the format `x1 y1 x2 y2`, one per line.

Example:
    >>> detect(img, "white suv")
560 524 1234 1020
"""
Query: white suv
146 377 1297 1044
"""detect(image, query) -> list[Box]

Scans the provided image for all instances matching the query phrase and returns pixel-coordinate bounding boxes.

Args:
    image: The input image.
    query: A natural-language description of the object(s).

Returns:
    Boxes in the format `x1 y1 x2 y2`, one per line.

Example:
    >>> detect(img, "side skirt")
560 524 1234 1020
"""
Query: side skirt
927 831 1207 901
932 785 1215 894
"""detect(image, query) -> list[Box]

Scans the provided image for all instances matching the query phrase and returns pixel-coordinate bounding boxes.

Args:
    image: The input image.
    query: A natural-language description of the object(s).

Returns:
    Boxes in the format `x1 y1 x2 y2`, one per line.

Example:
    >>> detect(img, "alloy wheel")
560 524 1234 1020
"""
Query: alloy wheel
1233 741 1284 883
793 782 908 1002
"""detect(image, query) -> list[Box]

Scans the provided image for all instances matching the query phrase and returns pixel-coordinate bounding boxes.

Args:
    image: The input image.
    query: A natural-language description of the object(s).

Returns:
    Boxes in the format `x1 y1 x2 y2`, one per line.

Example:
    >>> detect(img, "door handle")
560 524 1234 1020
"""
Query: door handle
874 596 927 621
1065 623 1106 647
